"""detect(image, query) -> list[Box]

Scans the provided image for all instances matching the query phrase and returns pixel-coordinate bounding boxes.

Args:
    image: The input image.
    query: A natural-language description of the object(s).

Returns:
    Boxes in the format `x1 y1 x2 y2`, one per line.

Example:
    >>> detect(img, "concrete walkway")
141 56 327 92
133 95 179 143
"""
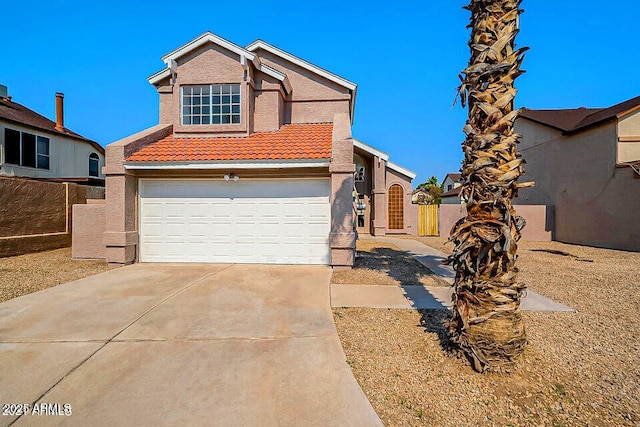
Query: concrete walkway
0 264 382 427
332 236 574 312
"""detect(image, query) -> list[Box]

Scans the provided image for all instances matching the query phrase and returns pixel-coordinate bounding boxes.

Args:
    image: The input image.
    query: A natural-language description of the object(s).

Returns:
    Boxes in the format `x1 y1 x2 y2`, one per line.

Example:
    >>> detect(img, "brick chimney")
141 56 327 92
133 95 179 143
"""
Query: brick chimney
55 92 64 131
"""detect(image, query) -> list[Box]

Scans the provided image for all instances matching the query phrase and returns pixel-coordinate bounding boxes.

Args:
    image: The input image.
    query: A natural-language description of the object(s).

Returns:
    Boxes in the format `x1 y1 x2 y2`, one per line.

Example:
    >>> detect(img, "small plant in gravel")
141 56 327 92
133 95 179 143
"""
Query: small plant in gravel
553 383 567 397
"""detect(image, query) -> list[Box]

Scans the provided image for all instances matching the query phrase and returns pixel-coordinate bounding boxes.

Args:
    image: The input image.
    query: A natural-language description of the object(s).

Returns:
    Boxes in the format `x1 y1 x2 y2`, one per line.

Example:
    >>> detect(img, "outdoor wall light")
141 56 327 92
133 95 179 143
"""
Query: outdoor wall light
224 173 239 182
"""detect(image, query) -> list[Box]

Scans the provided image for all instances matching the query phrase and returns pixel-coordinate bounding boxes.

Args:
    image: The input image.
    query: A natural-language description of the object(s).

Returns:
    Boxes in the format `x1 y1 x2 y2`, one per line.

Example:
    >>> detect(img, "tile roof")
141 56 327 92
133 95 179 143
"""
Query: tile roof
520 95 640 134
126 123 333 162
441 186 462 198
0 97 102 152
444 173 461 183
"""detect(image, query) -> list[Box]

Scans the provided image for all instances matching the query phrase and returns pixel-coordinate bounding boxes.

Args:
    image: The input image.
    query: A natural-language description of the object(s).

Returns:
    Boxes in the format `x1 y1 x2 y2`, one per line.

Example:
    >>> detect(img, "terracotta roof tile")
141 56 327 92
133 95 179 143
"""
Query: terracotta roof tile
127 123 333 162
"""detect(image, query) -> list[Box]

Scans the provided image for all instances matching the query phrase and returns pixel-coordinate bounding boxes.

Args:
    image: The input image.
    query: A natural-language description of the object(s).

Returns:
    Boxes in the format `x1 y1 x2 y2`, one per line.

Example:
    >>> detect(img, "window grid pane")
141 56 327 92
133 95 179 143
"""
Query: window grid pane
182 84 240 125
388 185 404 229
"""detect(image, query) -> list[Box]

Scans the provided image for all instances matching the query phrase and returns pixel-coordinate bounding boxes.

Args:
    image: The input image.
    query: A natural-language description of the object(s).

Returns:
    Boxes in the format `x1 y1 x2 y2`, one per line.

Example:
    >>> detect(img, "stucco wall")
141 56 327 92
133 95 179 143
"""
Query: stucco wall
253 90 283 132
441 195 462 205
618 109 640 163
288 100 351 124
515 117 640 251
385 168 417 235
72 202 106 259
0 177 104 257
439 204 552 241
0 121 105 179
254 49 352 124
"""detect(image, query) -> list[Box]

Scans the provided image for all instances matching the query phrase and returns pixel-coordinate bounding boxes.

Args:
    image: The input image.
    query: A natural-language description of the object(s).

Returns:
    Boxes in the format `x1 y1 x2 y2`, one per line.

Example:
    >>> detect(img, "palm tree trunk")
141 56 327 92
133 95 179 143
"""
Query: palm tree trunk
449 0 531 372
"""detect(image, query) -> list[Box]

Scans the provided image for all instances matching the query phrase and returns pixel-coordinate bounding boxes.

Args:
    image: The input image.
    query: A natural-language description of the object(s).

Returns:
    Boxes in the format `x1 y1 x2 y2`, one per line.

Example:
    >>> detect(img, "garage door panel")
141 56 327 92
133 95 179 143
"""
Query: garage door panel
139 179 330 264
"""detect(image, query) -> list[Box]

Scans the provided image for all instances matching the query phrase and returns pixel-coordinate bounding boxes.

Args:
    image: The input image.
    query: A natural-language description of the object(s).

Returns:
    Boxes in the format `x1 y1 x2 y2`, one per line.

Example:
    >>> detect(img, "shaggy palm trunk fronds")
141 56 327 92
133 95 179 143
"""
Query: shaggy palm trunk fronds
449 0 532 373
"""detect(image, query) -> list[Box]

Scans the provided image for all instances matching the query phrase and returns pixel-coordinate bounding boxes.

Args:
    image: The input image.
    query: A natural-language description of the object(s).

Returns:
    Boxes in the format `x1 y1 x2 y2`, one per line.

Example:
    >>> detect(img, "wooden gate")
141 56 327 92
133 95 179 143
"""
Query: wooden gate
418 204 439 236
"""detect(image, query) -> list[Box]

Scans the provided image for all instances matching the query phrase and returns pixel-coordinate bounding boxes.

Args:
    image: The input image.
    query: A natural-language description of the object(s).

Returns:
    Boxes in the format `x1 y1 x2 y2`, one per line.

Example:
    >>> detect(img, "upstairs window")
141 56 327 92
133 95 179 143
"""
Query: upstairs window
89 153 100 177
181 84 241 125
3 128 50 169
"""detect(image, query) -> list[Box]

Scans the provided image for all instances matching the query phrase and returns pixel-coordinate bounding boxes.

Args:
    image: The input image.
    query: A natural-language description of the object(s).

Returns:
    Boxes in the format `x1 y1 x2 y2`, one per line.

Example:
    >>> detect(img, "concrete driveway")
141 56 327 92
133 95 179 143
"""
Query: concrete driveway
0 264 381 426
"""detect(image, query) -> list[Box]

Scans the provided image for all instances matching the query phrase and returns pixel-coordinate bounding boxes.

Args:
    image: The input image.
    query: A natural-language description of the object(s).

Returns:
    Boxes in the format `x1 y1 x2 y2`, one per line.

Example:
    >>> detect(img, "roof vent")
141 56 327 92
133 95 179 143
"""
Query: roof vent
0 84 7 99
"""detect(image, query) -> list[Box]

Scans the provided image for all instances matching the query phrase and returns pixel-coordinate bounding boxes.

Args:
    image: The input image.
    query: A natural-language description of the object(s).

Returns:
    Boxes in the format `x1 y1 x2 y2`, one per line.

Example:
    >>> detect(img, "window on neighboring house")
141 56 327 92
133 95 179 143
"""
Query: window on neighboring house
37 136 50 169
181 84 241 125
5 129 20 164
3 128 50 169
89 153 99 177
447 184 453 191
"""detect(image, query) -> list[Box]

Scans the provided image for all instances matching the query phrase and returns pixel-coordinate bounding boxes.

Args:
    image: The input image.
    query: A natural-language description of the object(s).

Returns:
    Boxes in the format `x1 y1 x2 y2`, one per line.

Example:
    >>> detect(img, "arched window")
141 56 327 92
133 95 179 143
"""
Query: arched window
89 153 100 177
388 184 404 229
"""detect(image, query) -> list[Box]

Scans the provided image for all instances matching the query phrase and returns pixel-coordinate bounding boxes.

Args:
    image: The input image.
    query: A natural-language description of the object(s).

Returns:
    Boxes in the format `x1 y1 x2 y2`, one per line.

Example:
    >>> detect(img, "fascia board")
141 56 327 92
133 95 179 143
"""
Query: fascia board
616 103 640 119
246 40 357 91
387 161 417 180
147 68 172 85
258 63 292 94
161 32 255 65
124 160 330 170
353 139 389 161
259 63 286 81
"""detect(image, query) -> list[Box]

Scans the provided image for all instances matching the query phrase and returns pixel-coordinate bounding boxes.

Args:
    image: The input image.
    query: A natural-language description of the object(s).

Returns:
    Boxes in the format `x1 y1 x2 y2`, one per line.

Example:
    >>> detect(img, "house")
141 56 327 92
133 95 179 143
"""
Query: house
440 173 463 204
100 32 417 268
0 85 105 185
515 95 640 251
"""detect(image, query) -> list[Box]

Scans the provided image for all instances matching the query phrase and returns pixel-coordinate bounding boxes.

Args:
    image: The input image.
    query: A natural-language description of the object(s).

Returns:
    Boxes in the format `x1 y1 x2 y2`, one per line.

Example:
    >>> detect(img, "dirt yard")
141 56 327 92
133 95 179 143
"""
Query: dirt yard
333 237 640 426
0 248 109 302
331 239 447 287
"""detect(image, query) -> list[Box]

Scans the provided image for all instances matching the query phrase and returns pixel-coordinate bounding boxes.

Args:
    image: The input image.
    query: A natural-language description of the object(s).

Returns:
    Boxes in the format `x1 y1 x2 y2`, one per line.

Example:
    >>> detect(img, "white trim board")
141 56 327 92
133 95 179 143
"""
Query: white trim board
124 160 330 170
162 32 256 67
353 139 389 161
387 161 417 180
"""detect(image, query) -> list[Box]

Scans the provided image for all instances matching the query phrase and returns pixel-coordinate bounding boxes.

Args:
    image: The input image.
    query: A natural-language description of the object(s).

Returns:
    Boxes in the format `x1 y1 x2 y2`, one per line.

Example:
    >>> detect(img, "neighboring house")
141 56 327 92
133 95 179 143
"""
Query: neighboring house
101 32 416 268
0 85 105 185
515 95 640 251
440 173 463 204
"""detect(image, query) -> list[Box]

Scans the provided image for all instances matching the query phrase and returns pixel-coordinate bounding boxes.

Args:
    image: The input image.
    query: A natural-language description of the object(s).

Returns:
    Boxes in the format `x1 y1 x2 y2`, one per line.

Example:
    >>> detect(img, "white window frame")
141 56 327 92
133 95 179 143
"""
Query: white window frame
89 152 100 177
181 84 241 125
36 135 50 170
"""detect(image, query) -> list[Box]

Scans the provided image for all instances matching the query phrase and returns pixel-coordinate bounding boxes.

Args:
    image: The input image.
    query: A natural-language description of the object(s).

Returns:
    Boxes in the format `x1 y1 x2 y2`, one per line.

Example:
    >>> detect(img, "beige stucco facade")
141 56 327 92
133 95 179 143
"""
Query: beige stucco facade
514 114 640 252
618 109 640 163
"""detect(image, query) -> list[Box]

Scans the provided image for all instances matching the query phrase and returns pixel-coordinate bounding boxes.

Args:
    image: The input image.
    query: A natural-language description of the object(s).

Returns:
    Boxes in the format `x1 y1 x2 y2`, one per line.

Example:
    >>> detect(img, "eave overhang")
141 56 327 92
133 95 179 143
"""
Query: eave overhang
123 159 330 170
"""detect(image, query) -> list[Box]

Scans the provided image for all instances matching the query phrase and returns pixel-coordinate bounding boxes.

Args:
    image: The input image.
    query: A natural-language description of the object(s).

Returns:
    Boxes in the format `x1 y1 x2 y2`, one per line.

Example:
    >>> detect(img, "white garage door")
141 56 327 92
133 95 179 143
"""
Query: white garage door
139 179 331 264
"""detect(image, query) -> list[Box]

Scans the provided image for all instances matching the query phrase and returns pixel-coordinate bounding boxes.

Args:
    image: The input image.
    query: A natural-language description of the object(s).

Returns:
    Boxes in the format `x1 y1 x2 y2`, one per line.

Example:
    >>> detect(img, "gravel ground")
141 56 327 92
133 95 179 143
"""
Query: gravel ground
331 239 444 287
0 248 109 302
334 237 640 426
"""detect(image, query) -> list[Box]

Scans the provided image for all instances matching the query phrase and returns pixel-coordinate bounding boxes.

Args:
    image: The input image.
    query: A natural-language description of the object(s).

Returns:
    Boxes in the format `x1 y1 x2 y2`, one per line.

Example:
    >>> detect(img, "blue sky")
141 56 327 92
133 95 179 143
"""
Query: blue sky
3 0 639 185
